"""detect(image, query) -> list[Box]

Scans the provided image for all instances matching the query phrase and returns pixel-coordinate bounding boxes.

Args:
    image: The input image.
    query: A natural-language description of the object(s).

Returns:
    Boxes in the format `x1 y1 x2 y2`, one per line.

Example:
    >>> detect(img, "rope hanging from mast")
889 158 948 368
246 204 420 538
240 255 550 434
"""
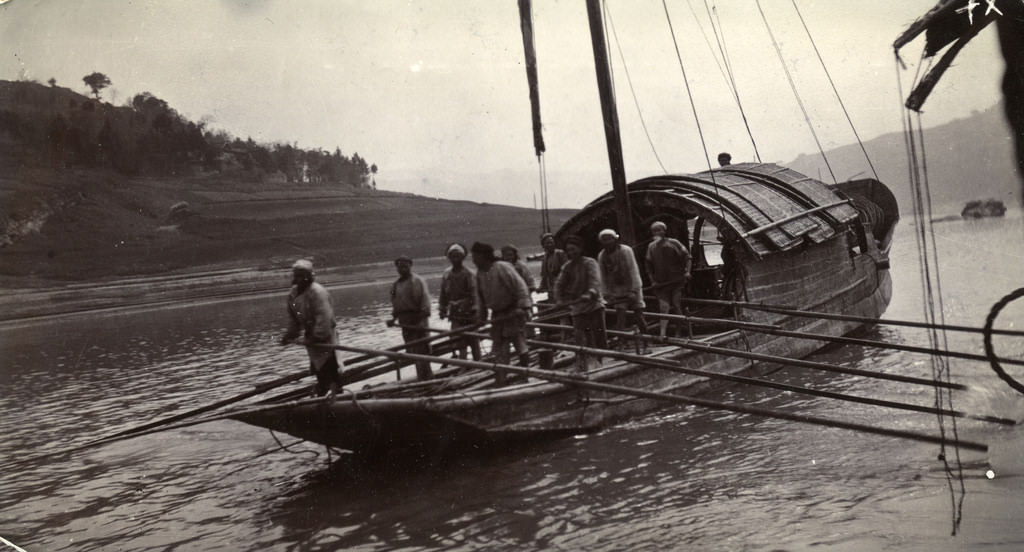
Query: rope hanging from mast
896 49 966 536
693 0 762 163
789 0 879 182
518 0 550 233
660 0 726 229
754 0 837 184
605 5 667 174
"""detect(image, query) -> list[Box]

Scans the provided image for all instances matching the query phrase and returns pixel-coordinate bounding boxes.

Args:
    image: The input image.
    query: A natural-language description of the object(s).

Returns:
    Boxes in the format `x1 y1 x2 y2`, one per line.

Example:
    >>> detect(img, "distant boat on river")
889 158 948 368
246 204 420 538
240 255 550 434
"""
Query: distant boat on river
961 199 1007 219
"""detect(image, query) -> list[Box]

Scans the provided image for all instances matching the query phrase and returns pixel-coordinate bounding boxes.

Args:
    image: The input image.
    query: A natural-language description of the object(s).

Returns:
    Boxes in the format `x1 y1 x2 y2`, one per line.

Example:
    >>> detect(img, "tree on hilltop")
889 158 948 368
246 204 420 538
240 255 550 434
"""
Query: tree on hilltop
82 72 111 99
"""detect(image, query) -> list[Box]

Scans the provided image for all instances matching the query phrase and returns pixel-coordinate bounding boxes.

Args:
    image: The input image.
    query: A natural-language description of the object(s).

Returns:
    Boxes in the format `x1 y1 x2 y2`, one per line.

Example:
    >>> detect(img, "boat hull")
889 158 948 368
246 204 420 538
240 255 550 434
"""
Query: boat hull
233 239 892 455
232 165 899 456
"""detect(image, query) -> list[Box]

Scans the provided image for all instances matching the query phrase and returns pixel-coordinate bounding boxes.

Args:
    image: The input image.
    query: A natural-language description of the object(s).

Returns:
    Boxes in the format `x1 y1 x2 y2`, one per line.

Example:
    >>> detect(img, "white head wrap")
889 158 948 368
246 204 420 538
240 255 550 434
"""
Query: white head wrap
291 259 314 272
446 243 467 256
650 221 667 232
598 228 619 240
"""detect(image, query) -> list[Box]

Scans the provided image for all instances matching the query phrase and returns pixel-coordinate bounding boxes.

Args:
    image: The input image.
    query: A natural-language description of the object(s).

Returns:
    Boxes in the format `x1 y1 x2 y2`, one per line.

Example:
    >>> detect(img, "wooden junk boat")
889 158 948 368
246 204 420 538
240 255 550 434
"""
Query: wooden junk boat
227 1 904 456
229 164 900 455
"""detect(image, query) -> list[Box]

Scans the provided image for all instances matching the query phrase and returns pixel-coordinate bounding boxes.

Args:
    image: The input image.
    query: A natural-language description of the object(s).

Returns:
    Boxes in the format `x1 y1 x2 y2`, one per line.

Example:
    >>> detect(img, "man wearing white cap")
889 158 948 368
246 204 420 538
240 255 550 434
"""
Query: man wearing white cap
597 228 648 349
280 259 341 396
645 221 692 338
439 243 481 360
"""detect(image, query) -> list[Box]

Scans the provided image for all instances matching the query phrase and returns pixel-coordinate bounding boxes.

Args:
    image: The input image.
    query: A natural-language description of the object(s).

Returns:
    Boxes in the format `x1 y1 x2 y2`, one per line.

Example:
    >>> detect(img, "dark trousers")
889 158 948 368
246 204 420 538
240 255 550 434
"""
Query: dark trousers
312 355 341 396
451 316 482 360
572 308 607 371
402 324 433 380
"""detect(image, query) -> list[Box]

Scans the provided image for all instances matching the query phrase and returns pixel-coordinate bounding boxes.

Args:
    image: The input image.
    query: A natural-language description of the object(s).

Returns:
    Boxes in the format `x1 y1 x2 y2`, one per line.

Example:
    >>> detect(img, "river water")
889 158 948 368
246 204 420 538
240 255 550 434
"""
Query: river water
2 212 1023 551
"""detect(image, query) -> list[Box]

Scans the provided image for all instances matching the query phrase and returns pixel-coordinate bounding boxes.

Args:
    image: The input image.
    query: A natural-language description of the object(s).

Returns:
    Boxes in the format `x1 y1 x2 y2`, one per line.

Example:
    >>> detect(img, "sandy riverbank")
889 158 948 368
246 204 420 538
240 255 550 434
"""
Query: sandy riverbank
0 253 547 324
1 168 568 322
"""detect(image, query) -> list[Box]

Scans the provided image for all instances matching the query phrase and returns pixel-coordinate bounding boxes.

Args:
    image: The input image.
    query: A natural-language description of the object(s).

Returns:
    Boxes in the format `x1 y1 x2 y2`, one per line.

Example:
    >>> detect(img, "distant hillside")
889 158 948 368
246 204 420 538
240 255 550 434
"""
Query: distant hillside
0 167 572 284
787 102 1022 214
0 79 576 284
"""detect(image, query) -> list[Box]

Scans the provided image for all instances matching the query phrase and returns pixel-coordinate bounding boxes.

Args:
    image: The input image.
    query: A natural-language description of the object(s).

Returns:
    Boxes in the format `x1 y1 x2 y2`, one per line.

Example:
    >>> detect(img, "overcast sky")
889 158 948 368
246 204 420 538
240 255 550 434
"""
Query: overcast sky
0 0 1008 207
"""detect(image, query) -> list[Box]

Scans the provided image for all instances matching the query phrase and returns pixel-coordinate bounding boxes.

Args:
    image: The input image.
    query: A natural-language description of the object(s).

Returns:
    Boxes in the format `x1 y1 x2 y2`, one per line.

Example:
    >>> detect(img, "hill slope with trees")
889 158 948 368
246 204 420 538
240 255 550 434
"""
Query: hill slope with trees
0 79 570 285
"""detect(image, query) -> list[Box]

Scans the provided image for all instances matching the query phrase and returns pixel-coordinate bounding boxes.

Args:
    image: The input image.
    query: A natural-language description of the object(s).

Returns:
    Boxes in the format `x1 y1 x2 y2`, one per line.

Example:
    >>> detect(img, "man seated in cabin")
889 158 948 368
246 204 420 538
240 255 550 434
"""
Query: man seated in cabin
387 256 433 380
280 259 342 397
439 243 481 361
596 228 648 351
554 234 607 373
472 241 532 385
717 152 732 167
645 221 692 339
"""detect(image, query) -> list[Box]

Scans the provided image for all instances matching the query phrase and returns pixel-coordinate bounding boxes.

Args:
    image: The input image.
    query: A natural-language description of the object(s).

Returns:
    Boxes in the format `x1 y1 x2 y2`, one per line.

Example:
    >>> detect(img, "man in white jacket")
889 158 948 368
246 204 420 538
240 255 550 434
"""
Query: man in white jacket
280 259 341 396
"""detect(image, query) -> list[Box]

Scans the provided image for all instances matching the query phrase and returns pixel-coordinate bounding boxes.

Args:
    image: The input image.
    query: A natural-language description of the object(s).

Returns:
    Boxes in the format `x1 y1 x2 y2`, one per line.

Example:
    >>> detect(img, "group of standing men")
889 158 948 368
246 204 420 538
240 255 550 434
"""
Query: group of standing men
390 241 535 385
550 221 692 370
280 220 692 394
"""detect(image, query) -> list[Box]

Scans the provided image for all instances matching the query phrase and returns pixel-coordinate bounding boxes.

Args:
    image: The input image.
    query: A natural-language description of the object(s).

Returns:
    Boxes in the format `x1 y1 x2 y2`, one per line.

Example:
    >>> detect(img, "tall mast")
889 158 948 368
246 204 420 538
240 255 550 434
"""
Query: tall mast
585 0 635 245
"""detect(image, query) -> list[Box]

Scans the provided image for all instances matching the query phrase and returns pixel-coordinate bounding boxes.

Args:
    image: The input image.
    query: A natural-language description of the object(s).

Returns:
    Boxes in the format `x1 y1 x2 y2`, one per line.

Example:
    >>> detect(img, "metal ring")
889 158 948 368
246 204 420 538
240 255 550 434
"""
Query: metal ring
983 287 1024 396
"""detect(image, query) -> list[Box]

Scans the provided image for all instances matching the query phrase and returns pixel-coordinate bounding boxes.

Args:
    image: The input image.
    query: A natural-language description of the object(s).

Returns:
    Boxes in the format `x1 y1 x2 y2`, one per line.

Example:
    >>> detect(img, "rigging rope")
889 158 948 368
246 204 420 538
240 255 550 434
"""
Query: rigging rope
606 5 667 173
697 0 762 162
660 0 726 228
789 0 878 182
896 51 965 536
684 0 733 97
753 0 836 184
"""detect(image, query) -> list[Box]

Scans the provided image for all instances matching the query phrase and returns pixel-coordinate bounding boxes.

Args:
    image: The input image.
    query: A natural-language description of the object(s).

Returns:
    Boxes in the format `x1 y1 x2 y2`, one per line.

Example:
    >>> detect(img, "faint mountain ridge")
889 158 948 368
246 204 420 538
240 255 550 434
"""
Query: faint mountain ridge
786 102 1021 214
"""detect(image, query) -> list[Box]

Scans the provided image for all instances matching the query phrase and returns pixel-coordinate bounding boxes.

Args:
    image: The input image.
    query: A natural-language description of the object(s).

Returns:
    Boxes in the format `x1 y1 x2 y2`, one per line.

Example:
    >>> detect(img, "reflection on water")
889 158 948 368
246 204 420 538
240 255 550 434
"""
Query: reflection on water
1 214 1023 551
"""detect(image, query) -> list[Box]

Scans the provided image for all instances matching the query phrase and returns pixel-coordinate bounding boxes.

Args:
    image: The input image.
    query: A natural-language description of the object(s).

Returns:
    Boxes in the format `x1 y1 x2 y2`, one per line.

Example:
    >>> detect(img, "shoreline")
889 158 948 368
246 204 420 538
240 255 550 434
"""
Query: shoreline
0 253 542 325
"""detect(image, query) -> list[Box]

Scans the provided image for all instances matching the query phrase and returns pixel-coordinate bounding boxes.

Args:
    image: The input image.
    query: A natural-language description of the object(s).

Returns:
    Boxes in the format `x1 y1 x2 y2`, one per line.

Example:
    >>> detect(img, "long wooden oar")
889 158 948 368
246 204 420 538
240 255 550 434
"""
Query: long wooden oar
258 326 493 405
528 321 966 390
20 339 994 462
77 369 311 447
494 329 1014 426
4 316 534 471
326 344 991 452
681 297 1024 337
634 308 1024 367
78 319 491 449
751 325 1024 367
604 308 779 332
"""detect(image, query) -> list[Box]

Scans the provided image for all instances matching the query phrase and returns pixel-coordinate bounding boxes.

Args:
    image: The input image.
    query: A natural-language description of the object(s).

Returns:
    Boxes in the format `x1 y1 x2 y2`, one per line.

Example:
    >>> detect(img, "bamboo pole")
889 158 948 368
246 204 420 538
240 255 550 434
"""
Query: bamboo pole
679 297 1024 337
75 369 312 447
20 334 996 465
494 330 1013 426
74 318 493 452
754 326 1024 367
326 344 991 453
604 308 780 332
528 321 966 390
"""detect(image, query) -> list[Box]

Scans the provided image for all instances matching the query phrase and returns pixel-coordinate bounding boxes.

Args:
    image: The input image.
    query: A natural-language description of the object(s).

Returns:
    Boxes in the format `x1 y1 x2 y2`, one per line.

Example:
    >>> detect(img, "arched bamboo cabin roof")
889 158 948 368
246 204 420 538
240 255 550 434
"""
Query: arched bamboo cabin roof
555 163 896 259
